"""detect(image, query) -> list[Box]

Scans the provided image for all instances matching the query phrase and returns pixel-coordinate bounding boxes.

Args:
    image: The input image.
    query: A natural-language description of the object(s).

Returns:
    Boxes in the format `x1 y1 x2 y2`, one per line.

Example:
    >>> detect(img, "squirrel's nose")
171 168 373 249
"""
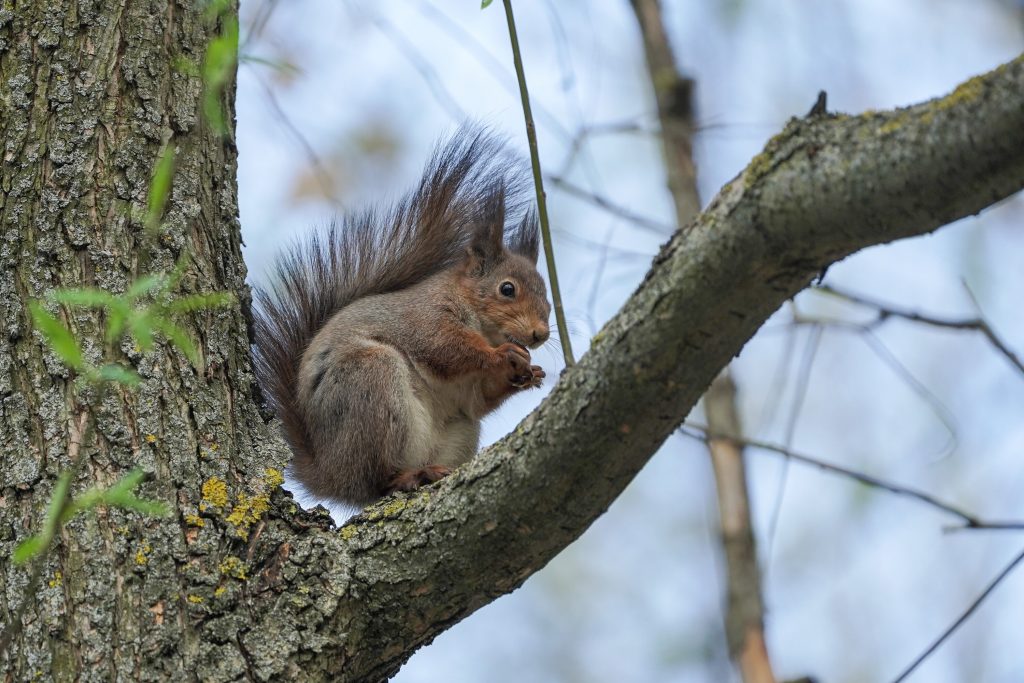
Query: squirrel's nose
532 323 550 345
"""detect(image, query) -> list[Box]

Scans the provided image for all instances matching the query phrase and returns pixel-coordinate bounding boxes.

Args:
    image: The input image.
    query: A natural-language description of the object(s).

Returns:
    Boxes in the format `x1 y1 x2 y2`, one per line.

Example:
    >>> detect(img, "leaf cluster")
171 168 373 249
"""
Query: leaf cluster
30 262 233 387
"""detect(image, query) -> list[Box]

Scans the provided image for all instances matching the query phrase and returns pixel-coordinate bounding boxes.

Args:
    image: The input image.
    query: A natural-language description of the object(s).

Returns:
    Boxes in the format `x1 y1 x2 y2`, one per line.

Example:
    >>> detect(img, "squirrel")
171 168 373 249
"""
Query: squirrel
252 130 552 507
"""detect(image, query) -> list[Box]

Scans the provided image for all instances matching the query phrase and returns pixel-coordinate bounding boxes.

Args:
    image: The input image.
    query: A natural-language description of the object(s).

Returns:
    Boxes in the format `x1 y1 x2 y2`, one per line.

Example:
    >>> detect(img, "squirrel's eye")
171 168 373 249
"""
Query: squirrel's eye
499 281 516 298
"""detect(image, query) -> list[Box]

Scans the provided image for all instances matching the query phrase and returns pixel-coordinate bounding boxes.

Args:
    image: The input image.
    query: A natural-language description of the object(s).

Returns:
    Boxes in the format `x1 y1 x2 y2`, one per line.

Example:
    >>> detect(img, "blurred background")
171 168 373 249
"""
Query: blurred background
235 2 1024 681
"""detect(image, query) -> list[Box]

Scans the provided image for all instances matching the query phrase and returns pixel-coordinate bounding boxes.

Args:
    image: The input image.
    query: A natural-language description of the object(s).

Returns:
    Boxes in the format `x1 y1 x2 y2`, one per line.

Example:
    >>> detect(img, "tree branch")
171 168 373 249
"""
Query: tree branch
247 55 1024 680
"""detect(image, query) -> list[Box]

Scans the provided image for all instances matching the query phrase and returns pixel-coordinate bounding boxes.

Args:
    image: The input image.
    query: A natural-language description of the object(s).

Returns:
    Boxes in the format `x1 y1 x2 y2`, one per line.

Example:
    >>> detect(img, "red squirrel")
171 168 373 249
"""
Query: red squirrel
252 131 552 506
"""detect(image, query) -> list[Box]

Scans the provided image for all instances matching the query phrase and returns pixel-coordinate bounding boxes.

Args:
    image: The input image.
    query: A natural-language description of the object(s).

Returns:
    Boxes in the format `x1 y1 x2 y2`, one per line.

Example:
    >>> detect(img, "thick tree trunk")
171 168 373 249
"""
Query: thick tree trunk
0 1 297 679
1 3 1022 682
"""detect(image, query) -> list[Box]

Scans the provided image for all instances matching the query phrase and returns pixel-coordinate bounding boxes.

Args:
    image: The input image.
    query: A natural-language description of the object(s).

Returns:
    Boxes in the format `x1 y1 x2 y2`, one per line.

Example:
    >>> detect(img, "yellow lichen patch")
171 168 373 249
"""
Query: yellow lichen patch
340 525 358 541
218 555 248 580
134 541 152 566
184 514 205 527
145 434 157 444
214 586 226 597
186 594 203 604
380 498 408 517
225 491 270 539
263 467 284 488
201 476 228 509
48 570 63 588
936 74 986 111
878 112 908 136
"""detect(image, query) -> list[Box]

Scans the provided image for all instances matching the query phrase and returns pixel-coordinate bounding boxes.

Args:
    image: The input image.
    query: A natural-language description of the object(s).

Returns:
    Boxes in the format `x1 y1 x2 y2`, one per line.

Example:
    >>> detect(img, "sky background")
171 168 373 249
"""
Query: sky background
235 2 1024 681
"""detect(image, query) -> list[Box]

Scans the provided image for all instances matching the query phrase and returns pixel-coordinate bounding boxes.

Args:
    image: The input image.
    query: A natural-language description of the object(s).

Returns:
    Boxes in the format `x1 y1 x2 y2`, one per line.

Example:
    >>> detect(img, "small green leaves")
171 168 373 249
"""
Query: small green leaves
166 292 234 313
150 318 199 366
43 273 234 375
13 471 71 564
13 469 168 565
91 364 141 388
202 17 239 136
29 303 84 370
146 146 176 233
34 276 232 385
12 536 45 564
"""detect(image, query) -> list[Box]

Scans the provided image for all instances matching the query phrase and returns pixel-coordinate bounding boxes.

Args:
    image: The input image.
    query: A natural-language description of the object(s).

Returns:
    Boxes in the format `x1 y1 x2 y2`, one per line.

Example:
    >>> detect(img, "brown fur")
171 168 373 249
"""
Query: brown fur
252 130 551 506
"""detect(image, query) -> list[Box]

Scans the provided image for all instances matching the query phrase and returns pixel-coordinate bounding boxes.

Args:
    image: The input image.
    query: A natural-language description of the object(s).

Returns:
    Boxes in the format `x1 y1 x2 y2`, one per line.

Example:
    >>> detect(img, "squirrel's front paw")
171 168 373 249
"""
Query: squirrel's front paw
513 364 545 389
494 342 533 386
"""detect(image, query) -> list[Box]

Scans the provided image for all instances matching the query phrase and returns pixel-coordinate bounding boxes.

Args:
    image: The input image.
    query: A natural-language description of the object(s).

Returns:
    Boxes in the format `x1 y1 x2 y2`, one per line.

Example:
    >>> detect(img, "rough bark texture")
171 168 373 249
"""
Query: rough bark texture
0 3 1022 681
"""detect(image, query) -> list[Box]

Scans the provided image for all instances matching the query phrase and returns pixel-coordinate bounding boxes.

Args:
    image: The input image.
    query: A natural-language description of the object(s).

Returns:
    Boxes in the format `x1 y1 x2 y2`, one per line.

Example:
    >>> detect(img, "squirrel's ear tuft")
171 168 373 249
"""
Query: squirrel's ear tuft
465 181 507 274
508 207 540 263
466 217 505 275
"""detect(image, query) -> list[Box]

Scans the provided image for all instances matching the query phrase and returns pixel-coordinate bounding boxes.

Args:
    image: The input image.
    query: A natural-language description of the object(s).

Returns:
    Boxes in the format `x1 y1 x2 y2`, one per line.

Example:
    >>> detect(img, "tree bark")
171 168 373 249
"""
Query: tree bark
0 3 1021 681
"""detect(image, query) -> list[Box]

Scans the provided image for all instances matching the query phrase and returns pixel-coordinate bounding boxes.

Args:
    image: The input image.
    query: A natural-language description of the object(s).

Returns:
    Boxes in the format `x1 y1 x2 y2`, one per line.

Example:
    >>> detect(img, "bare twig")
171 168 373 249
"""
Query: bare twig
814 283 1024 376
369 14 468 121
766 324 822 569
501 0 574 366
415 0 573 142
251 71 340 206
889 545 1024 683
547 174 673 235
781 313 960 456
680 424 1024 531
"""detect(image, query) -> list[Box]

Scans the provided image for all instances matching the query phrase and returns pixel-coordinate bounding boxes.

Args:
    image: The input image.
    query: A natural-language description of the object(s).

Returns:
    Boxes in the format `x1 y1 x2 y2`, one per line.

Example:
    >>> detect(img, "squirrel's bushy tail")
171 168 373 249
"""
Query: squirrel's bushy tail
251 128 539 467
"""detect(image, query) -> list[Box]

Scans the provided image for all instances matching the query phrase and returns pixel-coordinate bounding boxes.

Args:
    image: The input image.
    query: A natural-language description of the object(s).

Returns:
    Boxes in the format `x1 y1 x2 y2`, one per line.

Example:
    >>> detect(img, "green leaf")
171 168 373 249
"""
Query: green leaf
152 318 199 366
481 0 494 7
93 364 141 387
166 292 234 313
162 254 192 293
203 0 233 22
129 312 156 352
12 535 45 564
107 493 168 517
202 18 239 136
127 275 165 299
52 288 118 309
145 146 176 233
104 300 132 344
105 469 168 516
30 302 84 370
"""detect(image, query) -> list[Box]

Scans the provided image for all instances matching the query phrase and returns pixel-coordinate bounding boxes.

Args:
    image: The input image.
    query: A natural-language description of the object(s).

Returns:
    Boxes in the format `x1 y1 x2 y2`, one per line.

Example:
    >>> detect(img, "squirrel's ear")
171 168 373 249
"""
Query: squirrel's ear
466 219 504 275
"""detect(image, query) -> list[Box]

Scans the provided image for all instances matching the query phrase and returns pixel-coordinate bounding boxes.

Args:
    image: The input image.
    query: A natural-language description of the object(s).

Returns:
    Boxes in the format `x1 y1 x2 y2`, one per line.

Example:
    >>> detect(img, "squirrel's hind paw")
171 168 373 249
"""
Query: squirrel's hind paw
385 465 452 495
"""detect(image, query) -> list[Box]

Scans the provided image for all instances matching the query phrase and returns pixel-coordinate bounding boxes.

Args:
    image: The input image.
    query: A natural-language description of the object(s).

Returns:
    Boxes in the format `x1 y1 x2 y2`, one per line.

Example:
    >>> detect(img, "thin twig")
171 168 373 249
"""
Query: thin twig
416 0 573 142
780 312 960 457
814 284 1024 376
501 0 574 366
252 71 340 206
889 545 1024 683
547 174 673 235
680 424 1024 531
765 324 821 571
369 14 468 121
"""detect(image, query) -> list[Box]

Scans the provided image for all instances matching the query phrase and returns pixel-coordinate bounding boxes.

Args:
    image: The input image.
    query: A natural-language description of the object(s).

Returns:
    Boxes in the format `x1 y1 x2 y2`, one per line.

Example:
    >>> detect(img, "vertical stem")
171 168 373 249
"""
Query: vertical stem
705 375 777 683
501 0 575 366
